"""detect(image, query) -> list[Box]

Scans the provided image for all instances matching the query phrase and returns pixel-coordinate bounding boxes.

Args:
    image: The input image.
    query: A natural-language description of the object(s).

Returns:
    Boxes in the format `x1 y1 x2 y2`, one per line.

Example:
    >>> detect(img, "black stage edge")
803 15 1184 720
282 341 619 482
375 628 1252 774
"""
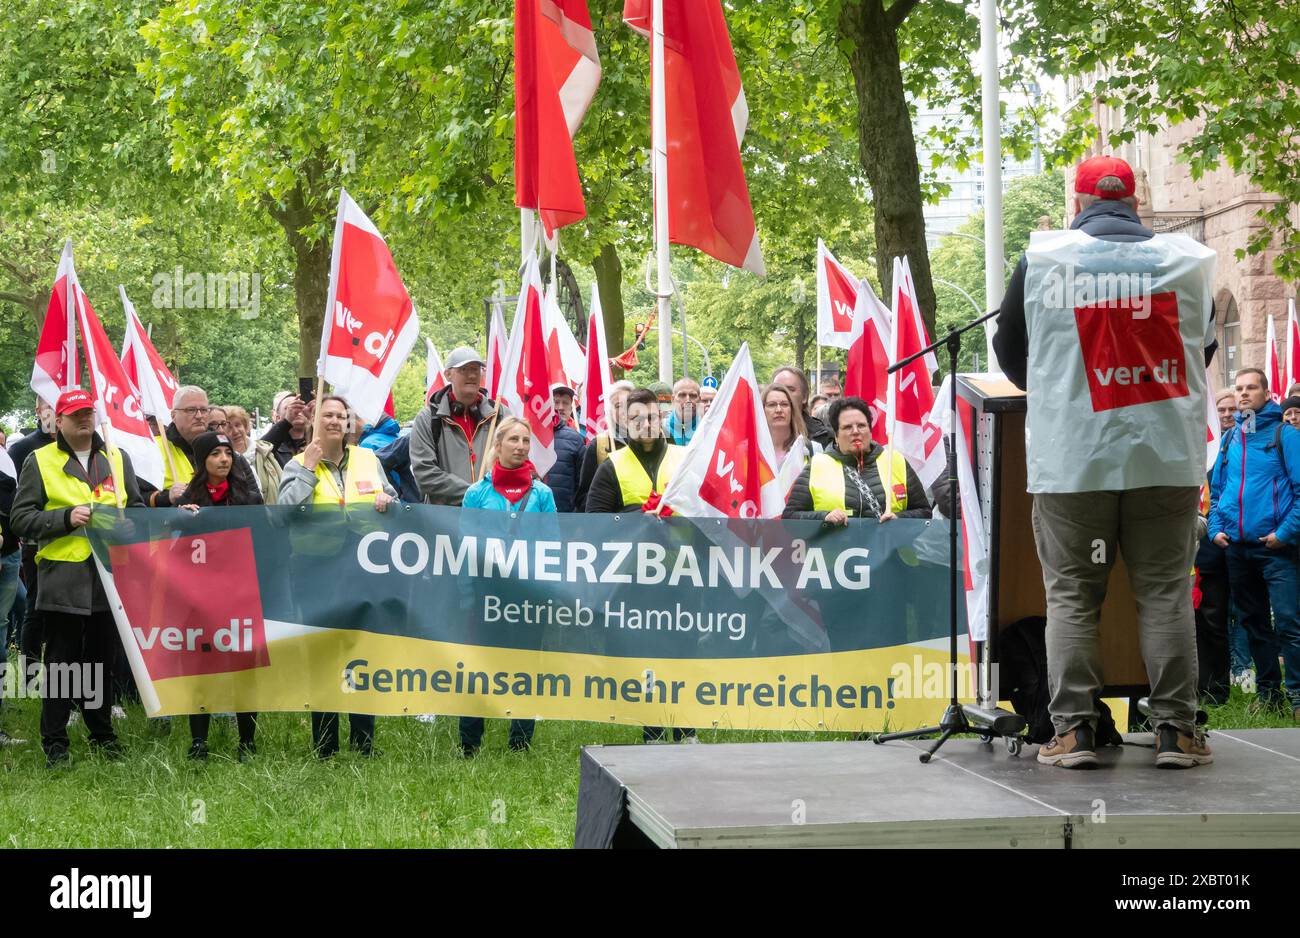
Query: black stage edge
576 730 1300 850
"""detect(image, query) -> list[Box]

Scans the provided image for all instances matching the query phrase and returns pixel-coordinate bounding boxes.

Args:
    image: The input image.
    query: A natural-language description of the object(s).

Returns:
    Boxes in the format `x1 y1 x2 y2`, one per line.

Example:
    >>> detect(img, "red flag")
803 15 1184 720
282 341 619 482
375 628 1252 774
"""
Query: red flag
844 277 893 446
498 254 558 475
888 256 945 489
625 0 764 274
318 189 420 424
77 286 164 490
816 239 860 349
545 286 586 393
486 301 509 402
425 339 447 402
119 286 179 426
515 0 602 236
1286 299 1300 396
662 344 784 518
32 240 80 405
582 283 614 441
1266 314 1282 404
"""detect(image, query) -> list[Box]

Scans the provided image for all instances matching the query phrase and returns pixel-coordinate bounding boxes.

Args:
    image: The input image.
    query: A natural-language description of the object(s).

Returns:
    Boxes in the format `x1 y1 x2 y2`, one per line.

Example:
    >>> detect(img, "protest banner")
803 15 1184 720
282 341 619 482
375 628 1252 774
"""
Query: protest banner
89 507 970 733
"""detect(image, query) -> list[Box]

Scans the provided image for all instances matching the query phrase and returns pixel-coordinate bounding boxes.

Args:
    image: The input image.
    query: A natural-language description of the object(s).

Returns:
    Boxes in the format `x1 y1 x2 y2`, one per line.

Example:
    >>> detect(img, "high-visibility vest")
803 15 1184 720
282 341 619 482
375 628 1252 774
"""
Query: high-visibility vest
32 442 126 563
808 450 908 516
1023 229 1216 493
607 444 686 507
155 434 195 490
290 445 384 506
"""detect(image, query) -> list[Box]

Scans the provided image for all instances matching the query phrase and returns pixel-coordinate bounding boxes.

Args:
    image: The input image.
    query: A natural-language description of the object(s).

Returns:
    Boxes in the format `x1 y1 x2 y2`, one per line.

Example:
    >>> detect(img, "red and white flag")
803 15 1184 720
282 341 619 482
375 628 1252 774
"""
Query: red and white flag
31 240 80 405
888 256 945 489
425 339 447 402
1285 299 1299 397
515 0 602 237
119 287 179 426
816 239 860 349
318 189 420 425
486 300 510 402
77 287 164 490
498 253 558 476
545 285 586 393
582 283 614 441
844 276 893 446
625 0 764 275
661 343 784 518
934 375 989 642
1267 314 1282 404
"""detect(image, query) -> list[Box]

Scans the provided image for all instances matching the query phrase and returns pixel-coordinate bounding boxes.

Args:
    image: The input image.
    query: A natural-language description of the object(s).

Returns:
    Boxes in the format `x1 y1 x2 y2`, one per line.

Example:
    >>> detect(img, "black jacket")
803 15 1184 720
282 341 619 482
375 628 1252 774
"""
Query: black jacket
804 411 834 450
10 432 144 615
0 471 16 556
8 427 53 488
544 424 586 513
260 418 308 468
575 435 625 512
585 439 670 513
784 443 934 521
992 200 1218 390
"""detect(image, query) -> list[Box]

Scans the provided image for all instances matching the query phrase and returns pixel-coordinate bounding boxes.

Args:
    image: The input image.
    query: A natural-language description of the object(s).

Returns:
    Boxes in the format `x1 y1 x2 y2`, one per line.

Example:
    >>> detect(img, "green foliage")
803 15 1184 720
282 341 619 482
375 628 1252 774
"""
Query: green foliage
1009 0 1300 280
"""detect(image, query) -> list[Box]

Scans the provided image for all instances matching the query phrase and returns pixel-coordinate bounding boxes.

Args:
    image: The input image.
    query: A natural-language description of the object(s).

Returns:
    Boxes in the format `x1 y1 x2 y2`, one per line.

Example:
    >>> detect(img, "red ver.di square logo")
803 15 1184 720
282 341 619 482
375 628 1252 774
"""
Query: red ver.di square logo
1075 291 1188 412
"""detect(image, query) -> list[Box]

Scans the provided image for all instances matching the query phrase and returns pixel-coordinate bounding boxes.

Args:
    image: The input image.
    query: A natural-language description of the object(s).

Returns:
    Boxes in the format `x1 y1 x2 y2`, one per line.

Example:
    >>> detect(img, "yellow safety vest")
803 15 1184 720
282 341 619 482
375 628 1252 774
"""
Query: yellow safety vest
155 434 195 490
290 445 384 506
607 444 686 507
32 443 126 563
808 450 908 515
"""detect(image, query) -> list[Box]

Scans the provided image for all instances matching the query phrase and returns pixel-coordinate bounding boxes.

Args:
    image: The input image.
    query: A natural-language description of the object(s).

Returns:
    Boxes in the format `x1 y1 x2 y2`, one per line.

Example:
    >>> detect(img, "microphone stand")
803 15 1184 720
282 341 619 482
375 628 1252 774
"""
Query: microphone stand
873 309 1027 763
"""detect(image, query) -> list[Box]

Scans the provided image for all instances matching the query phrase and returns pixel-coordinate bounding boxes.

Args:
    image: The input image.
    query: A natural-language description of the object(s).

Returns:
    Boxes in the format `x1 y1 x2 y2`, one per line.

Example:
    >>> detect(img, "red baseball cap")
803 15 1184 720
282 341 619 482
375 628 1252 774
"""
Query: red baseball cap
55 389 95 416
1074 155 1136 199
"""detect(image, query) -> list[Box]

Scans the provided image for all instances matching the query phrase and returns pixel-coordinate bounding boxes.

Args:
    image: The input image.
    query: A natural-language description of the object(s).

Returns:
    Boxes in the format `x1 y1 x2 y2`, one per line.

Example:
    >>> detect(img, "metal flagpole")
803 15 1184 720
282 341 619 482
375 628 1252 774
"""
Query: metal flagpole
652 0 673 383
65 243 77 391
980 0 1004 369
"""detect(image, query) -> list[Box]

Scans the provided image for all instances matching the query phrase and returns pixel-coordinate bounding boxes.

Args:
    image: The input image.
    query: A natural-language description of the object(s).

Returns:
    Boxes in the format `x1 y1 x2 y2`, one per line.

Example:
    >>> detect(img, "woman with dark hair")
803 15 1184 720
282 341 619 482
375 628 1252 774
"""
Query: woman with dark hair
177 431 262 760
784 396 935 524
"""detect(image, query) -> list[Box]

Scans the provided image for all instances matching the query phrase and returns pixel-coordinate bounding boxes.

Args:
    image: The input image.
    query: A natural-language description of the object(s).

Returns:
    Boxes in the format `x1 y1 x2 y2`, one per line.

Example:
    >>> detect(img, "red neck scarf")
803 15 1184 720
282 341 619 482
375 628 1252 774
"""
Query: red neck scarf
491 461 535 505
206 479 230 503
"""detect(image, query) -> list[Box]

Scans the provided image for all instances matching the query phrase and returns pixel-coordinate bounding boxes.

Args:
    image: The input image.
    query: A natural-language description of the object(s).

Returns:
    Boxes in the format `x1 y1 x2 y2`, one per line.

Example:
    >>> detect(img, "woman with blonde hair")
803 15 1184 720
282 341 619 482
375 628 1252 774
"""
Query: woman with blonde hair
458 415 556 755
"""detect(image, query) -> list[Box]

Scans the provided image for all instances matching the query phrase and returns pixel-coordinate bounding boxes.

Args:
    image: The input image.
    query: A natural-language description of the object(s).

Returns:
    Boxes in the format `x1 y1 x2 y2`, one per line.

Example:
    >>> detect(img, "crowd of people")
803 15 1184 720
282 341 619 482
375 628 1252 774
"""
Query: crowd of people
0 350 944 765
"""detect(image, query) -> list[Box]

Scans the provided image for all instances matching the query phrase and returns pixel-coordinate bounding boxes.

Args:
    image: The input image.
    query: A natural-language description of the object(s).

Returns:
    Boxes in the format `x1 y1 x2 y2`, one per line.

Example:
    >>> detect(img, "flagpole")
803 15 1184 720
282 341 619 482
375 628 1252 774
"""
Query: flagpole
65 241 76 391
980 0 1004 368
651 0 673 384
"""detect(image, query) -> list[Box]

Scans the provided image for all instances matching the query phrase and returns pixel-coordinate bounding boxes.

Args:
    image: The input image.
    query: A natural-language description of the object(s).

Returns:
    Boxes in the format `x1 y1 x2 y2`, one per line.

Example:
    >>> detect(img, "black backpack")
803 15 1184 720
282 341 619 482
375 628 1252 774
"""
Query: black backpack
999 616 1122 746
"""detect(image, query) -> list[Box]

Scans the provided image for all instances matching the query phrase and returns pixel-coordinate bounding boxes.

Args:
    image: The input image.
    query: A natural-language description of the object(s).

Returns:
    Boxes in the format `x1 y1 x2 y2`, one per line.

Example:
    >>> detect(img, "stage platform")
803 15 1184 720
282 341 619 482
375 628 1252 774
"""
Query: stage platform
574 730 1300 848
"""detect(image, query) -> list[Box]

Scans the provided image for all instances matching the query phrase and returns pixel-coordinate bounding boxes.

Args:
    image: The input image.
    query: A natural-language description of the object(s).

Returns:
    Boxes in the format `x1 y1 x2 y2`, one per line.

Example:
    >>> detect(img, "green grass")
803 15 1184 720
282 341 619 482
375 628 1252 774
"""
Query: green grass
0 685 1291 848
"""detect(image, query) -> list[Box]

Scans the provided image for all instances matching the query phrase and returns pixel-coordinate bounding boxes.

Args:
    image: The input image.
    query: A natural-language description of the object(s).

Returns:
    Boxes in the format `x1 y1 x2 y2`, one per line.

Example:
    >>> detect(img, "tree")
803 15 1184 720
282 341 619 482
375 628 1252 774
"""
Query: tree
1012 0 1300 280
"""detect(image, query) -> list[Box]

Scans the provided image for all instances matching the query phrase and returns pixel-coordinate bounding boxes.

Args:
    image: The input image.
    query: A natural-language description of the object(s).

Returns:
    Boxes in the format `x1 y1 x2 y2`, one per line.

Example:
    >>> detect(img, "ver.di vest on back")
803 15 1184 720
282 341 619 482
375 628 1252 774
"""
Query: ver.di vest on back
1022 230 1216 493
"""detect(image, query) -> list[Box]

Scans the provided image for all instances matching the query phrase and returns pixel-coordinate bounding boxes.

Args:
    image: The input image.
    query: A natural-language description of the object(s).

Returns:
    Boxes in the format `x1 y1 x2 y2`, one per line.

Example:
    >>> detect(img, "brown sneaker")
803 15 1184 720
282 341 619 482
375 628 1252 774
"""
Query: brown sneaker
1036 724 1098 768
1155 724 1213 769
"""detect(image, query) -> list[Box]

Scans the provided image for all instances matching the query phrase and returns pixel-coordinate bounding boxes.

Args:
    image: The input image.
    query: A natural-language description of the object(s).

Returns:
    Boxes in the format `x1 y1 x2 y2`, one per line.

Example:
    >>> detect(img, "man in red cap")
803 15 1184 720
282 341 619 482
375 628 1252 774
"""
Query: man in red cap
993 155 1219 771
10 389 143 767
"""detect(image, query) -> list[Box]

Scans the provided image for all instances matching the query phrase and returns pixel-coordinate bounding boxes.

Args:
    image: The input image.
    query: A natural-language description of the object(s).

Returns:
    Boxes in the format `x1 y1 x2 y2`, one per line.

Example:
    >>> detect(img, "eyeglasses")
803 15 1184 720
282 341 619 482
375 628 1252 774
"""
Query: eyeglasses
175 406 211 417
209 420 230 430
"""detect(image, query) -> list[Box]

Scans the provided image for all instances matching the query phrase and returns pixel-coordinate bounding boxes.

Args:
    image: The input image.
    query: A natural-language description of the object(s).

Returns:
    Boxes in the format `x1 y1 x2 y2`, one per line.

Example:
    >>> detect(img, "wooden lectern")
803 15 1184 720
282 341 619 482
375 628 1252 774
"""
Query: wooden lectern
958 375 1150 696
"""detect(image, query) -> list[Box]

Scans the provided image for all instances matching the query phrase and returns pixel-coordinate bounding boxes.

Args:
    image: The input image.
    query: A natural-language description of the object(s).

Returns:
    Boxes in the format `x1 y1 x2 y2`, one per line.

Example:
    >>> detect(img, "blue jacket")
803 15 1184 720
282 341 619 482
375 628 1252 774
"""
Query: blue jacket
1209 402 1300 545
664 410 695 446
359 416 402 453
374 433 421 504
462 477 556 513
543 425 586 512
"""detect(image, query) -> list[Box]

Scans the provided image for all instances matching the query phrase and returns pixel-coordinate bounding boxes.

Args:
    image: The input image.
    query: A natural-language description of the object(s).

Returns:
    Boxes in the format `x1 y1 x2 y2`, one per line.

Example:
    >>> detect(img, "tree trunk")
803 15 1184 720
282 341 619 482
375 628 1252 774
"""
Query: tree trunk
838 0 939 338
265 180 332 378
794 309 809 375
591 242 627 379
